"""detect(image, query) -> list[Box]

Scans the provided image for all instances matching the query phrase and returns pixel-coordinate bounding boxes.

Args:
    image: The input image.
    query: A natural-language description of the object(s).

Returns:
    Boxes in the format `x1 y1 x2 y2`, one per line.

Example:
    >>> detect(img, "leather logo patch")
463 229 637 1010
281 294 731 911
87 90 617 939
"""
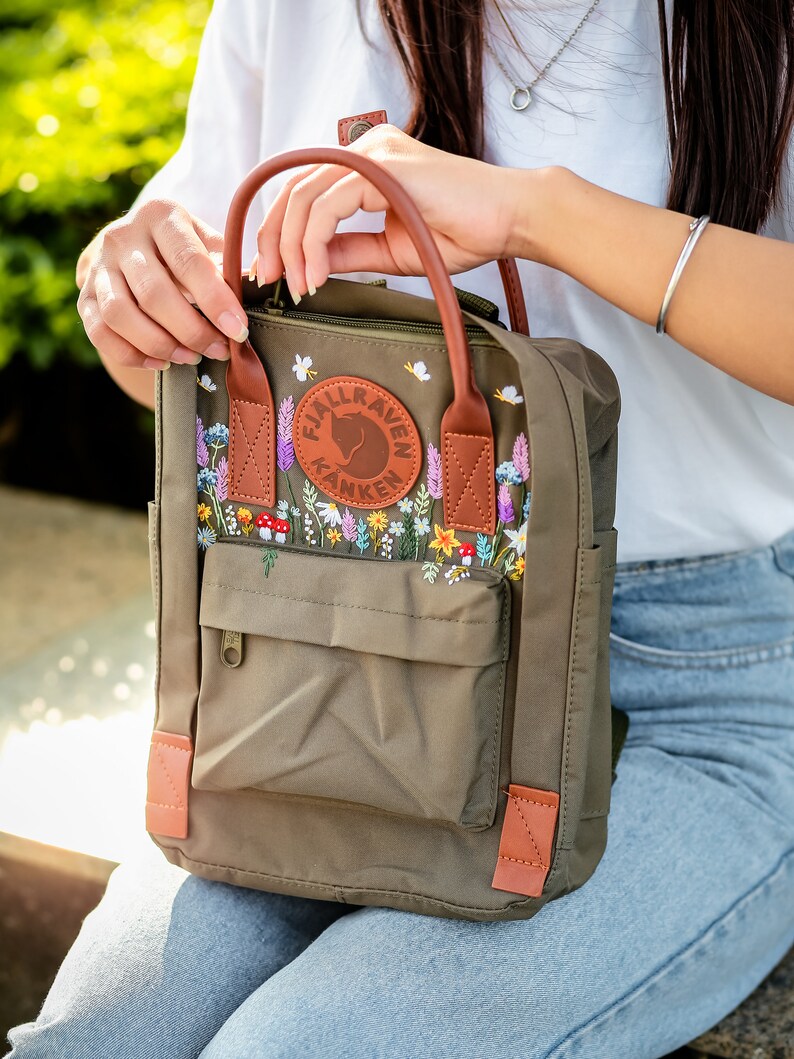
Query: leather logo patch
293 376 421 509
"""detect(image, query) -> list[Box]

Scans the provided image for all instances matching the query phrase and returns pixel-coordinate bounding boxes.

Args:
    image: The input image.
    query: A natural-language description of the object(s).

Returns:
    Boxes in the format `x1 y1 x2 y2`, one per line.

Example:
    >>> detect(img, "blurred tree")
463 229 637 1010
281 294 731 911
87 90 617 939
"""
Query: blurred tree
0 0 210 370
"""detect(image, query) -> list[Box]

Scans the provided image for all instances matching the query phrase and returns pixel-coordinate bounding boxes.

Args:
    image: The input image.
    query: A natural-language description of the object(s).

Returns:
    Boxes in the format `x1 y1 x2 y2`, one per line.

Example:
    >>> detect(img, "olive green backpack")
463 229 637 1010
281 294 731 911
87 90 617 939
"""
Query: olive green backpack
145 147 624 921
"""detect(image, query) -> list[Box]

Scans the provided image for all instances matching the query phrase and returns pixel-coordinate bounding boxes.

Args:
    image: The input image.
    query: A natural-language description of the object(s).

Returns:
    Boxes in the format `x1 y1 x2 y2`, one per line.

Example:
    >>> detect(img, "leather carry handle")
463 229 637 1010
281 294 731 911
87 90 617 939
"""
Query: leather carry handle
223 146 497 533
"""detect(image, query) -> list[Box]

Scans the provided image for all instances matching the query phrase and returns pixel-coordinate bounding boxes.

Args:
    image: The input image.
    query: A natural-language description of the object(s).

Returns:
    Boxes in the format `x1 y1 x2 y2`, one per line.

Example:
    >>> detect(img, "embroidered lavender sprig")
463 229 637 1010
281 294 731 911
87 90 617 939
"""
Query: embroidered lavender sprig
215 457 228 503
341 508 357 543
427 443 443 500
513 432 530 482
277 396 295 472
497 482 515 525
196 417 209 469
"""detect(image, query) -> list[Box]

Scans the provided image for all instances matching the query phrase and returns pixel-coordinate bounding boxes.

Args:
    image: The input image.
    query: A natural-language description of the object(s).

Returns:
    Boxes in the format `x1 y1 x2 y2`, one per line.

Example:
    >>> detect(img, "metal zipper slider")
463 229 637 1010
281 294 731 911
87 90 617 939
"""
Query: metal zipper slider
220 630 244 668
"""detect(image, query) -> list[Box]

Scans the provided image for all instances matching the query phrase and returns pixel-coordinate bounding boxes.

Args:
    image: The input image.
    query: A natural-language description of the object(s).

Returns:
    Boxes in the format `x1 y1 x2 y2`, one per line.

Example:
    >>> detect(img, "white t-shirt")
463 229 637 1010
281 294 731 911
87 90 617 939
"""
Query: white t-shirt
136 0 794 563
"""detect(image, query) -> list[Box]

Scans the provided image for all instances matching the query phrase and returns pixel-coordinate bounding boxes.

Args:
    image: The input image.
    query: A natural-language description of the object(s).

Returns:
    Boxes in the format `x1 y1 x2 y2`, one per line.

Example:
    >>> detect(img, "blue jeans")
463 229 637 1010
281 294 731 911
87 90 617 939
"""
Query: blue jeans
7 531 794 1059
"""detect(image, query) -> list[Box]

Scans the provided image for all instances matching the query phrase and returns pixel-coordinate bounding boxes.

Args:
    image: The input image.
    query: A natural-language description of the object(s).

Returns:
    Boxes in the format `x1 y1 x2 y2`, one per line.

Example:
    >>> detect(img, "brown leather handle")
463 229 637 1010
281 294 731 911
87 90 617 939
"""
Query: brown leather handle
498 259 530 336
223 146 496 533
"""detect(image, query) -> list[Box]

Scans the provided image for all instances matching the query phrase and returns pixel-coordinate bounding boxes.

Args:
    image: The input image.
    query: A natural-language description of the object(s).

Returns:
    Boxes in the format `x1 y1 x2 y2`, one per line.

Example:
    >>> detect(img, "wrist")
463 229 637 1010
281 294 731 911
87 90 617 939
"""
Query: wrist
503 165 577 266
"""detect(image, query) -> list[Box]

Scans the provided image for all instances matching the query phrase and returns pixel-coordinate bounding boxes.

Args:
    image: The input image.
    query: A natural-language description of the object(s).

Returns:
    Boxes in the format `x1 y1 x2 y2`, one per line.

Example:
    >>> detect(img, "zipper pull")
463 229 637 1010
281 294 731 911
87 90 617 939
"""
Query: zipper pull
220 630 244 668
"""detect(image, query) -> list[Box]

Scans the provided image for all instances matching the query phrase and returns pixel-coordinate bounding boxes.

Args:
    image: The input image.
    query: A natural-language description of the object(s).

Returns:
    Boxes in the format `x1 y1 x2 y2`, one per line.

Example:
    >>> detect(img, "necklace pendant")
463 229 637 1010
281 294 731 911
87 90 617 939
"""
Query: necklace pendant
510 86 532 111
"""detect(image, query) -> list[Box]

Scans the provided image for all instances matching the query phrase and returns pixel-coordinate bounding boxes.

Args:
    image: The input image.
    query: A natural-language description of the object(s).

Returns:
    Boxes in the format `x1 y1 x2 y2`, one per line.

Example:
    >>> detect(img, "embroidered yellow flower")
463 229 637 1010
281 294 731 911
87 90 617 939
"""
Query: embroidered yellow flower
366 510 388 533
429 524 461 559
197 503 212 522
236 507 253 525
327 528 342 546
511 557 526 581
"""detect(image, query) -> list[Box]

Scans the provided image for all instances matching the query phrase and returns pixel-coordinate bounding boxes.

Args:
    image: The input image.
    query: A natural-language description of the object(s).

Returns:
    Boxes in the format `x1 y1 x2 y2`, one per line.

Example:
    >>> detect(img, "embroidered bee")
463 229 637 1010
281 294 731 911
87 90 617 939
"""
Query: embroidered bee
404 360 431 382
494 384 524 405
292 355 317 382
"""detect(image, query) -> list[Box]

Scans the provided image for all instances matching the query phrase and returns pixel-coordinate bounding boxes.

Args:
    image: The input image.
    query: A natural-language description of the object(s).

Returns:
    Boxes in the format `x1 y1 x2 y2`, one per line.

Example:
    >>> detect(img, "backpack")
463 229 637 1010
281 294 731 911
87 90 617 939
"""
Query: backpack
145 146 624 921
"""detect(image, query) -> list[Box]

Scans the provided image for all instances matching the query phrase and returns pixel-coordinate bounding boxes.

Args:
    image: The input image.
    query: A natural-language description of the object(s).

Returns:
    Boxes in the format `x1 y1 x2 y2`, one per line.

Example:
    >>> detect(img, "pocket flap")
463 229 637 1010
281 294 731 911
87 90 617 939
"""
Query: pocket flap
200 542 509 667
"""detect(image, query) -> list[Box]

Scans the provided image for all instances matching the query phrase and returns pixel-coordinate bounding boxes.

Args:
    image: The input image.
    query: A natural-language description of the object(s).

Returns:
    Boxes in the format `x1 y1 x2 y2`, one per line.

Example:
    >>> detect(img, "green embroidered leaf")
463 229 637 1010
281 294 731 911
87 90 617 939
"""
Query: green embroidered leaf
398 510 418 561
422 561 441 584
503 554 516 576
302 480 318 511
260 548 278 577
414 483 430 519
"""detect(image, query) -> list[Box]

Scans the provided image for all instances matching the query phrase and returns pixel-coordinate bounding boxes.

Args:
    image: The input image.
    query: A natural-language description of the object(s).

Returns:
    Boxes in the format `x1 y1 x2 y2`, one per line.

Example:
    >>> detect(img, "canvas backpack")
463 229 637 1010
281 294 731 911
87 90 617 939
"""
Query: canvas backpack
145 146 624 921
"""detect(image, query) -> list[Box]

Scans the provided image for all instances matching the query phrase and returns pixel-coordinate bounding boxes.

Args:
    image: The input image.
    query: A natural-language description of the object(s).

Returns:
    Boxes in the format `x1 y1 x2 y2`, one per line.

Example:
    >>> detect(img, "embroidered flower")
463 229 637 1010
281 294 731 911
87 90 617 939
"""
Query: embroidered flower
427 444 443 500
397 498 414 514
511 557 526 581
236 508 253 526
276 499 290 518
327 528 342 547
215 456 228 503
496 461 522 486
380 534 393 558
504 521 528 557
512 433 530 482
197 502 212 522
203 422 229 447
494 385 524 405
413 516 431 537
197 525 216 550
197 467 217 492
277 396 295 472
197 373 217 393
389 520 404 537
317 501 343 527
367 510 388 533
429 524 461 559
341 508 357 542
291 354 317 382
196 417 209 468
523 491 532 520
404 360 431 382
458 543 476 567
445 565 471 585
497 482 515 525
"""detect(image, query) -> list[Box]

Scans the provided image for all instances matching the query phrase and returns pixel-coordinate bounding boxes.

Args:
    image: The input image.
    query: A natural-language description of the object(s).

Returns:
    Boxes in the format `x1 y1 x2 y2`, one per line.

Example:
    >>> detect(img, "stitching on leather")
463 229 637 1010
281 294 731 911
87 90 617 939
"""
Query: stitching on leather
147 800 186 810
447 441 488 522
442 433 494 531
510 794 557 809
151 742 190 754
154 744 185 810
500 261 526 334
510 795 545 866
497 855 545 868
338 111 387 135
231 400 270 493
292 376 420 507
203 580 502 625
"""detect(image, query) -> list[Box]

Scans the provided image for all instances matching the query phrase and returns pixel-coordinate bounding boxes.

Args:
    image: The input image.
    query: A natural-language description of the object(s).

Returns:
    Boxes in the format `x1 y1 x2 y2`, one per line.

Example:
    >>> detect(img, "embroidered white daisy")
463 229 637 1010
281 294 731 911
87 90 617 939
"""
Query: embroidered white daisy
494 385 524 405
292 354 317 382
388 520 404 537
413 516 430 537
404 360 431 382
317 501 343 527
397 498 414 514
504 521 528 557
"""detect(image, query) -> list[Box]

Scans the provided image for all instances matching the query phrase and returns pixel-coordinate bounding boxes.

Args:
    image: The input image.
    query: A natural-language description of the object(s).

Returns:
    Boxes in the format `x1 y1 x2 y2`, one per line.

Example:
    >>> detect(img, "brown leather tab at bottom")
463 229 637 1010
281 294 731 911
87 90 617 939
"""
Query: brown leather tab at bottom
442 431 496 534
228 395 275 507
146 731 193 839
491 783 560 898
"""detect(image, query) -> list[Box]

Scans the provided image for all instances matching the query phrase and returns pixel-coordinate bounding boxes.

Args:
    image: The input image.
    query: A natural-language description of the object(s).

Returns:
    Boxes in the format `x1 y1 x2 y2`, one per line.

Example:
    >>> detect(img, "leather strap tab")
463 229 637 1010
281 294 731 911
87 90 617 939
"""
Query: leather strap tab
338 110 389 146
146 731 193 839
491 783 560 898
442 431 496 533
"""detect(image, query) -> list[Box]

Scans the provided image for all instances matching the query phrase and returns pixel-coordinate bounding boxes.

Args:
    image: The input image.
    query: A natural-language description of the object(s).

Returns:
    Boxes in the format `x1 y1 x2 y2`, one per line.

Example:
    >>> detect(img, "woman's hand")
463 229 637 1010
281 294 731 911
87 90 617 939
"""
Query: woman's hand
251 124 534 300
76 200 251 374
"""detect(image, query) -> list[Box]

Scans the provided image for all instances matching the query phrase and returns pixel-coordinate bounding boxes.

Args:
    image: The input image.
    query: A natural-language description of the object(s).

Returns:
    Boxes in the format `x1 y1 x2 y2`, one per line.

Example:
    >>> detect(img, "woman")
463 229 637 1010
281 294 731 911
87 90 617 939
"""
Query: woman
8 1 794 1056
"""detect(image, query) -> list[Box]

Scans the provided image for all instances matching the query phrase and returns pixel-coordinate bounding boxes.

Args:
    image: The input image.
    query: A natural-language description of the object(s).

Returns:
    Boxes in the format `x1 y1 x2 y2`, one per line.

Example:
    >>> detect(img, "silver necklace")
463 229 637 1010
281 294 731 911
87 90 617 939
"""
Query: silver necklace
486 0 602 111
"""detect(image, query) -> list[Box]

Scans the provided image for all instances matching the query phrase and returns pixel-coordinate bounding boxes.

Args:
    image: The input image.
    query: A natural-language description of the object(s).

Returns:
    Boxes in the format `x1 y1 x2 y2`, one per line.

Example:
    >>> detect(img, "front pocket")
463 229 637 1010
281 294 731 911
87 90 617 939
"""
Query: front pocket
193 542 511 829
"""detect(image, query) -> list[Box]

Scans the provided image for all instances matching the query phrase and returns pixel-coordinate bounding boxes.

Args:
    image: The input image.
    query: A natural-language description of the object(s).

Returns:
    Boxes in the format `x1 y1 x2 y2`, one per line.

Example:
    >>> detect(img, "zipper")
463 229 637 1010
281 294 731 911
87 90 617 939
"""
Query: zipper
247 305 494 338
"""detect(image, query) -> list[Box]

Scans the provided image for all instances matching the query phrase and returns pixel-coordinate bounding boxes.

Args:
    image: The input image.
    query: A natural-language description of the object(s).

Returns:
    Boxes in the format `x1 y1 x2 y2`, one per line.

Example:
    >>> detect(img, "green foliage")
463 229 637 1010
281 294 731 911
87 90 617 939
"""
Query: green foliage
0 0 210 369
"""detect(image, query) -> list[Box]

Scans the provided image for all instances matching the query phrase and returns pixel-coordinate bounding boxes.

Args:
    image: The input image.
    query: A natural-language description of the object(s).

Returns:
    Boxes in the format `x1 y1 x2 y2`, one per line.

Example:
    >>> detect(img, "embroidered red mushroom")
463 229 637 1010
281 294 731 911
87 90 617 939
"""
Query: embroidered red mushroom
273 518 290 544
255 511 274 540
458 542 476 567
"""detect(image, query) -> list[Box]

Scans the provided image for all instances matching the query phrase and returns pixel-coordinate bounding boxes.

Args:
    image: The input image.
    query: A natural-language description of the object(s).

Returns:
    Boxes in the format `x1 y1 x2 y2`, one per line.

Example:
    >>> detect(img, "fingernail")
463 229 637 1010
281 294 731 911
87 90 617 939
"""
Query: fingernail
205 341 230 361
256 255 267 288
305 265 316 297
248 253 258 282
218 311 249 342
171 347 203 366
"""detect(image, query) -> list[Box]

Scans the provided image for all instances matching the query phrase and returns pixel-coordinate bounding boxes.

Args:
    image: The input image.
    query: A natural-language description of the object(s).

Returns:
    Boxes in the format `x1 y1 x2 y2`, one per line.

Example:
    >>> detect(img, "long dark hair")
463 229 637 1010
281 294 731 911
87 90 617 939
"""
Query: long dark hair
373 0 794 233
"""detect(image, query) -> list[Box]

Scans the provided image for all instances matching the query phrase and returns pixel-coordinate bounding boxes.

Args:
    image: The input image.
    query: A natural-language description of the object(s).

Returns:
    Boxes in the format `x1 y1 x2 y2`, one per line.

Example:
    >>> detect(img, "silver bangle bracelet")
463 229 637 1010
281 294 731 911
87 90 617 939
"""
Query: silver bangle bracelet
655 214 710 335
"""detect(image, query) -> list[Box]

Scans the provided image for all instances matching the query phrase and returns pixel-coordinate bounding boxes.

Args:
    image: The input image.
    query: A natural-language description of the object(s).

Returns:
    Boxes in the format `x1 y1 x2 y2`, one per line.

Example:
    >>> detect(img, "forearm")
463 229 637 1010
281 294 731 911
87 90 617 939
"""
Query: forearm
512 167 794 404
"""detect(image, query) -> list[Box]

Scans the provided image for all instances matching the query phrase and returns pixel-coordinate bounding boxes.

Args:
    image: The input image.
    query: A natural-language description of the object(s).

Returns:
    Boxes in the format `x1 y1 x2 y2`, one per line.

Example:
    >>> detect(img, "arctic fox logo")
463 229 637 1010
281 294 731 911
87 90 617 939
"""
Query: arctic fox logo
330 410 389 479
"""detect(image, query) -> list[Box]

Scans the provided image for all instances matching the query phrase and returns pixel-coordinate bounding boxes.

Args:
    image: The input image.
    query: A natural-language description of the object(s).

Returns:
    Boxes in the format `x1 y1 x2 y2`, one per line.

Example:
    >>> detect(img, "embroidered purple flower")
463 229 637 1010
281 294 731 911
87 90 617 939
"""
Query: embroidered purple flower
497 482 515 525
215 457 228 503
277 395 295 472
512 433 530 482
341 508 357 542
427 443 443 500
495 460 522 486
196 417 209 468
203 422 229 447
